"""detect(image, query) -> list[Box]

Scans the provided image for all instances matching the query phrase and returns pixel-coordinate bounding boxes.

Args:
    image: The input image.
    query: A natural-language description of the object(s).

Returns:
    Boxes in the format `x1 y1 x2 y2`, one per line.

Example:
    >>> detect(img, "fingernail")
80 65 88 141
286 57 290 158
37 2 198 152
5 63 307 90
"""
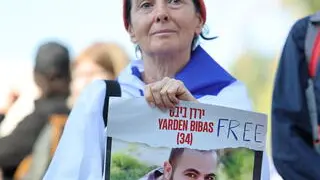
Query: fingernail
149 103 155 108
160 107 167 112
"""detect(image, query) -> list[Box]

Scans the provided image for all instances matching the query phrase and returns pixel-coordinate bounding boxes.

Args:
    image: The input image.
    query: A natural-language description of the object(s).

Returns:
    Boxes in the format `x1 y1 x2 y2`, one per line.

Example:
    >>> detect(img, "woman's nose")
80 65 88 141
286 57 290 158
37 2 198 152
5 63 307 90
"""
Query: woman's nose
155 13 169 23
154 4 170 23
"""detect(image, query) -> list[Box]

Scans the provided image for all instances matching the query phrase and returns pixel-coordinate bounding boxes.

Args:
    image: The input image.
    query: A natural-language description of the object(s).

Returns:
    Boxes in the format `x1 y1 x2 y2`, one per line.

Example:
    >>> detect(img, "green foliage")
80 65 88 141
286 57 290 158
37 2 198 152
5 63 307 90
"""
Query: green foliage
230 52 275 113
304 0 320 13
230 53 277 152
281 0 320 17
110 153 157 180
219 149 254 180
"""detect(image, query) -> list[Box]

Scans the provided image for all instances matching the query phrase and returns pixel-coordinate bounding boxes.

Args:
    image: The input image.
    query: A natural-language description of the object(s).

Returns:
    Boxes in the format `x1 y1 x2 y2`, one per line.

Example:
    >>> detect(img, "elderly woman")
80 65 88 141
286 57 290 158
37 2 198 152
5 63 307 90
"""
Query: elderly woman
44 0 270 179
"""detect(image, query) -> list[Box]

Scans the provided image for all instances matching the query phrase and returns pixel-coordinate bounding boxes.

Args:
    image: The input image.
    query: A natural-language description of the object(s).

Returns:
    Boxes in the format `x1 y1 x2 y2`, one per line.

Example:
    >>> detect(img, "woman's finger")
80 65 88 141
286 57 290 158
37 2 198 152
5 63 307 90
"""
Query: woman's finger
162 79 180 105
148 77 170 109
144 84 156 107
167 80 183 103
160 81 176 109
174 80 197 102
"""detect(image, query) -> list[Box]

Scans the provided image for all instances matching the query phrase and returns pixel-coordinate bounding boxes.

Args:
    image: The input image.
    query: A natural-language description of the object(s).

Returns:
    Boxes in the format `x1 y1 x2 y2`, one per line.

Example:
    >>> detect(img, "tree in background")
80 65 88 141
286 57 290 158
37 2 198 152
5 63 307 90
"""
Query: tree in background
281 0 320 17
231 52 278 152
219 148 255 180
111 153 157 180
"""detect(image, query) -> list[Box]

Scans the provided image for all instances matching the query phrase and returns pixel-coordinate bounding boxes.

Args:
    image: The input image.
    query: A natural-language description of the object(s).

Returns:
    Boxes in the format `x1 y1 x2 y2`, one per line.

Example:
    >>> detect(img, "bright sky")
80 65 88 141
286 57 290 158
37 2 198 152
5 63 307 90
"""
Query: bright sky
0 0 296 69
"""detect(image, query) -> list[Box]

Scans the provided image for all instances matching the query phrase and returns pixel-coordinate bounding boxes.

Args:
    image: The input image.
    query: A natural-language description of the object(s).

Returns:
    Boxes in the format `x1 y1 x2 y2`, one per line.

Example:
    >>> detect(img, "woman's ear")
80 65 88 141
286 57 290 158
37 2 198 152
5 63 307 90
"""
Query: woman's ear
195 13 204 36
128 25 138 43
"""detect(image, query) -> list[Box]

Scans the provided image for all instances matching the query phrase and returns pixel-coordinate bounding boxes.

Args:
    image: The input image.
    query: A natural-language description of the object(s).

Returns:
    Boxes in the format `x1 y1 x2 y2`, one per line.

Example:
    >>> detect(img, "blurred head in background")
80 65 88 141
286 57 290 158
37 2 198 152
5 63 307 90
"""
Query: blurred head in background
0 41 71 137
34 41 71 98
69 42 129 105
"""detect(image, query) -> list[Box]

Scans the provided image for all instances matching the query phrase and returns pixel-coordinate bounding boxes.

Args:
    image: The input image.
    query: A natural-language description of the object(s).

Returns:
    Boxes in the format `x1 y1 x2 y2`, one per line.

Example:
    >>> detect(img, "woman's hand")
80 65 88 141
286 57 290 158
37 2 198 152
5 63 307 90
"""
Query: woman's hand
0 89 19 114
144 77 197 110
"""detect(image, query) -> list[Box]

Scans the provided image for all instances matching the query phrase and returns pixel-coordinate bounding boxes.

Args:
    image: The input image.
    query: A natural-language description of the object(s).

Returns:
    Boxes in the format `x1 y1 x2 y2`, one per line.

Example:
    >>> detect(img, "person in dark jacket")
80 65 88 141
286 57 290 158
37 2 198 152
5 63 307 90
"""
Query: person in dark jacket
0 41 71 180
272 13 320 180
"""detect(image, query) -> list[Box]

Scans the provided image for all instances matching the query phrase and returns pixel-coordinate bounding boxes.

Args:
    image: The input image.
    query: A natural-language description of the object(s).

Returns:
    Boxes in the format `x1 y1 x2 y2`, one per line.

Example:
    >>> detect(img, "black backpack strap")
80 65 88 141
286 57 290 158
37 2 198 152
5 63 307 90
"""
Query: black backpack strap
305 12 320 66
103 80 122 127
102 80 121 180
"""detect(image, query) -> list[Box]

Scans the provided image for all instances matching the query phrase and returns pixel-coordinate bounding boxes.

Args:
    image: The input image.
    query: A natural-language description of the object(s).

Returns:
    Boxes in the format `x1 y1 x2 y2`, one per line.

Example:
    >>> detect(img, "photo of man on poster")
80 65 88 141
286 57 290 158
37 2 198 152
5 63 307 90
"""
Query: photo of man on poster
140 148 218 180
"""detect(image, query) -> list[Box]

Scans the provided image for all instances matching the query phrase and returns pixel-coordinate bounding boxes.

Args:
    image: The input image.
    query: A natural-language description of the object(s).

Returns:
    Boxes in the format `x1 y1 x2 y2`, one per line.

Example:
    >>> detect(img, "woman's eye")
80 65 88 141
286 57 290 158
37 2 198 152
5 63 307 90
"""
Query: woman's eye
140 2 152 8
168 0 182 4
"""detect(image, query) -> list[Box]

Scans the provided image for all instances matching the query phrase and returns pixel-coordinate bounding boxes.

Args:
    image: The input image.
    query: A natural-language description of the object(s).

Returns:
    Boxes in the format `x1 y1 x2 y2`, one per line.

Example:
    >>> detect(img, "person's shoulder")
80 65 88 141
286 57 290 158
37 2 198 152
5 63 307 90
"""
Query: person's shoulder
74 80 108 110
83 79 107 92
117 59 143 81
218 80 253 111
292 15 310 30
138 167 163 180
220 80 248 94
198 80 253 111
289 15 311 40
116 60 146 98
76 80 106 98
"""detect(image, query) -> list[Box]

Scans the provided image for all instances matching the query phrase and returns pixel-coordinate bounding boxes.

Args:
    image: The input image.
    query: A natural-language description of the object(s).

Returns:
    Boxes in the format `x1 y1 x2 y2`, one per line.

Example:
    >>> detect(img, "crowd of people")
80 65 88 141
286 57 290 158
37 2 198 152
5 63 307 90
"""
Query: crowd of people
0 41 129 180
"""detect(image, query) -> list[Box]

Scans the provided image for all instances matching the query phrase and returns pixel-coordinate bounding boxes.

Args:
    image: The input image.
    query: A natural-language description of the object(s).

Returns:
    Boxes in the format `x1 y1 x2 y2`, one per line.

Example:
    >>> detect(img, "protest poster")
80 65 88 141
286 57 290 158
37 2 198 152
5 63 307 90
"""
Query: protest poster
105 97 267 180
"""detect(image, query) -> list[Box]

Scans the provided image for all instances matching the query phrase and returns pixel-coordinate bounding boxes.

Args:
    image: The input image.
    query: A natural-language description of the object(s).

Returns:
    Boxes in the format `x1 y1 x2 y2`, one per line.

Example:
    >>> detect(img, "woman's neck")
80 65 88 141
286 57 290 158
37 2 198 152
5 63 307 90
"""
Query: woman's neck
142 50 191 84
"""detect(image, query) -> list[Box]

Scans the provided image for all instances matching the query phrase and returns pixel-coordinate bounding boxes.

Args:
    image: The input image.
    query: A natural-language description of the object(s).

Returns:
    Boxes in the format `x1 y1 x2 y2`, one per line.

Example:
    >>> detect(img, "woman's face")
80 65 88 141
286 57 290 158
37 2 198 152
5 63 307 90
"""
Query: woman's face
128 0 203 56
71 61 114 99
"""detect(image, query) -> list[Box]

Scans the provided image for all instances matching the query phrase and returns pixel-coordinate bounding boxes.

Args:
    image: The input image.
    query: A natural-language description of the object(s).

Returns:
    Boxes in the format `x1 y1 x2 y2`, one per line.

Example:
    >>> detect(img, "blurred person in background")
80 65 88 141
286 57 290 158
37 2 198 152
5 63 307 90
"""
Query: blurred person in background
68 42 129 107
272 11 320 180
0 41 71 180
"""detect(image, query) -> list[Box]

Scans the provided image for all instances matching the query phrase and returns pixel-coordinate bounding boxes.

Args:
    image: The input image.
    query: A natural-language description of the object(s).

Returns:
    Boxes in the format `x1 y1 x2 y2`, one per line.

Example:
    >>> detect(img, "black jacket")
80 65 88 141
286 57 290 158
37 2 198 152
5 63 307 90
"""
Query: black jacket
272 15 320 180
0 96 70 179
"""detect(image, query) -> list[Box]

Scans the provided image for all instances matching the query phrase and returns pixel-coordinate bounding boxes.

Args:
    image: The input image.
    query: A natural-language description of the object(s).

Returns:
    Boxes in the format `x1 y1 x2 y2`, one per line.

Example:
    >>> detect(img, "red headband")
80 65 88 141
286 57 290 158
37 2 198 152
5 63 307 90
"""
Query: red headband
123 0 207 30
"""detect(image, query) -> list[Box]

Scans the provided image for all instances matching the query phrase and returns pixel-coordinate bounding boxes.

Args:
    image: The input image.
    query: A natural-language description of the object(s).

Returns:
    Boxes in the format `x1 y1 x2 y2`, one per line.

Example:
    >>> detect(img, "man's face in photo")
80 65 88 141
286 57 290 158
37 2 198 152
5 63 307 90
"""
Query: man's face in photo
163 149 218 180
